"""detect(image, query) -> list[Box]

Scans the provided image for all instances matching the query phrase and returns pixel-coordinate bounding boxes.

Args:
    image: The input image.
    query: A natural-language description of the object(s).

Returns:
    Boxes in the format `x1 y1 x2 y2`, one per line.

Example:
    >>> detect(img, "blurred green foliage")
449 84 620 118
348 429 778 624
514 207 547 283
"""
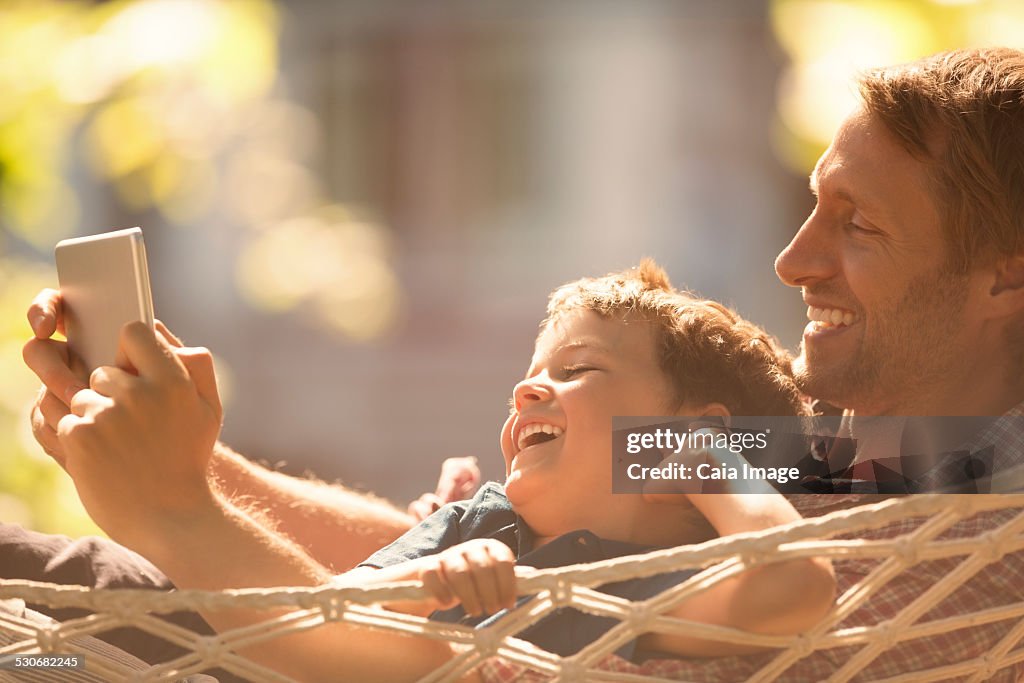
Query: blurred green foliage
771 0 1024 173
0 0 278 535
0 0 401 534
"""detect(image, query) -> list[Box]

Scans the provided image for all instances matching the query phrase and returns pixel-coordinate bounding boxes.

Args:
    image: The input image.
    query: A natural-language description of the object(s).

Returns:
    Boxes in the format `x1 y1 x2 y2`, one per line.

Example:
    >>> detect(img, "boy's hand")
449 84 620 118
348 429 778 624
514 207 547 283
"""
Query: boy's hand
418 539 516 617
56 321 223 550
642 427 776 502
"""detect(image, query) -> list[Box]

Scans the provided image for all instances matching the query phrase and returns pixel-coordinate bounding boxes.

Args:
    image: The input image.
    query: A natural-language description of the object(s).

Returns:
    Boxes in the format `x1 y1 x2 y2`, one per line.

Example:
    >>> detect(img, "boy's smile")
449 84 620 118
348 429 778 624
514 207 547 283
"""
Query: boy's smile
499 308 686 540
514 421 564 453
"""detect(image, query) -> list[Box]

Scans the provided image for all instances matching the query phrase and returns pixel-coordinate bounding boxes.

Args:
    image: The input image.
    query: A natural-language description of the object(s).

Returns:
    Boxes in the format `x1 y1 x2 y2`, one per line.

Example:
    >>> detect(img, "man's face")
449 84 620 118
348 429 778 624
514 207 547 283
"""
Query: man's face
499 309 681 536
775 108 987 415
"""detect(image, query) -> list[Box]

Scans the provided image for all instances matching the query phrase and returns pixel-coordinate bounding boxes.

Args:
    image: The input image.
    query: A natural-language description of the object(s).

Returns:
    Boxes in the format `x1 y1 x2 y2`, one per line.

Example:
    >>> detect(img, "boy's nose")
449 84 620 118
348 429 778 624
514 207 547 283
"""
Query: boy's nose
775 211 837 288
513 377 552 411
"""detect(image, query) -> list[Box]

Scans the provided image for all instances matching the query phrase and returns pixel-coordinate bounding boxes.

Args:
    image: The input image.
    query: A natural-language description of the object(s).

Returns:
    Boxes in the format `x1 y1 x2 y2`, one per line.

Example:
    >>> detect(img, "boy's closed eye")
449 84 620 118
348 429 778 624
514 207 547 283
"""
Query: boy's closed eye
559 364 596 379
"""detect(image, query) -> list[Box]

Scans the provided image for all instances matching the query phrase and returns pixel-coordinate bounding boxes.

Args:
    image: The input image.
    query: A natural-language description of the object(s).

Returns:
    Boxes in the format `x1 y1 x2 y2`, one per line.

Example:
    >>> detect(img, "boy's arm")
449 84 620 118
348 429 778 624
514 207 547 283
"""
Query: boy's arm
644 439 835 657
126 490 478 682
660 492 835 652
55 322 479 683
338 538 517 618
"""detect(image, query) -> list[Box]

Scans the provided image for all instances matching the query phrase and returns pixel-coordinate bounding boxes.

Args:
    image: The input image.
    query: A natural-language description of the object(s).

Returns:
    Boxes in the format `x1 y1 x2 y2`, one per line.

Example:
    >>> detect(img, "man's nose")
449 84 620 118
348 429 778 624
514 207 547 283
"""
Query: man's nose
513 377 553 411
775 210 837 287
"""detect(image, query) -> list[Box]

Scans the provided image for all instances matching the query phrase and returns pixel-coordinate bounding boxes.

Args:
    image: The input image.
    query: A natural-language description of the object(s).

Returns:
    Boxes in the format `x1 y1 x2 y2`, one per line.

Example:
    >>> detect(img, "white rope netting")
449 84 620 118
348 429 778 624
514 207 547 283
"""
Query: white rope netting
2 494 1024 682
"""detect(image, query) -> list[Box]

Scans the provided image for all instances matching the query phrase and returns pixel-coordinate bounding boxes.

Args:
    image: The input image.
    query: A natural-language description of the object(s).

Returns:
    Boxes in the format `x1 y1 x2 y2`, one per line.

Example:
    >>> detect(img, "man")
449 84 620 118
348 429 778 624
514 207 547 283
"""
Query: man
10 46 1024 679
625 46 1024 681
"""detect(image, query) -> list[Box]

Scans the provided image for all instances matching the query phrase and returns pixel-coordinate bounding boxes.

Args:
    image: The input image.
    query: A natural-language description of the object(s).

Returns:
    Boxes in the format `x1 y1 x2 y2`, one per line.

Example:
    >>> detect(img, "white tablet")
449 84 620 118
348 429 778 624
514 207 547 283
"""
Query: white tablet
55 228 155 372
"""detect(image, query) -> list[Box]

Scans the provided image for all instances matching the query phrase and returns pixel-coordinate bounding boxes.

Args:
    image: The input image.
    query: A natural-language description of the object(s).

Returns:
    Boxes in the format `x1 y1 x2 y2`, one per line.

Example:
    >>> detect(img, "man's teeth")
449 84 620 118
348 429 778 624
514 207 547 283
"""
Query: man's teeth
807 306 856 327
517 423 564 451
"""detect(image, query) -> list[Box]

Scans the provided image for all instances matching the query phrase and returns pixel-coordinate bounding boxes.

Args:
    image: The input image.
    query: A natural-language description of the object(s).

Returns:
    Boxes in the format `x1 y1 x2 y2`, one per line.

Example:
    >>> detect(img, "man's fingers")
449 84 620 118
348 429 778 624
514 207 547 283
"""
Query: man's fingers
69 389 113 419
175 346 221 414
90 365 135 399
408 499 432 522
56 412 79 444
31 396 66 468
408 493 444 522
435 457 481 502
119 322 188 382
23 337 84 405
155 320 183 348
37 388 70 432
27 289 61 339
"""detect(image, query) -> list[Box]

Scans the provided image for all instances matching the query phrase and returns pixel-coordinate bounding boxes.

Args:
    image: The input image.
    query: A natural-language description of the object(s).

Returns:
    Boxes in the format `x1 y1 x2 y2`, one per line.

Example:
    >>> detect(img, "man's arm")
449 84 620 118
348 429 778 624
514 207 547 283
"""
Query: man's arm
24 289 414 570
209 443 413 571
56 322 478 683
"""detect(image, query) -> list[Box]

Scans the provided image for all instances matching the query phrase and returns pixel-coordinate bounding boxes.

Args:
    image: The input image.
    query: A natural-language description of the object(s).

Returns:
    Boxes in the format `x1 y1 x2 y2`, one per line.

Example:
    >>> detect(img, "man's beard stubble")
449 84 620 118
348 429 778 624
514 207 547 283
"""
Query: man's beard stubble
793 269 969 415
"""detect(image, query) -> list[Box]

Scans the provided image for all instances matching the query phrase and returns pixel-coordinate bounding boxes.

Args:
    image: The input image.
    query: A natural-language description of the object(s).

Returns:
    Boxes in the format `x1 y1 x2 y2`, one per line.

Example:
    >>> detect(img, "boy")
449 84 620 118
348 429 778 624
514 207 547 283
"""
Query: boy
343 259 834 664
53 260 834 681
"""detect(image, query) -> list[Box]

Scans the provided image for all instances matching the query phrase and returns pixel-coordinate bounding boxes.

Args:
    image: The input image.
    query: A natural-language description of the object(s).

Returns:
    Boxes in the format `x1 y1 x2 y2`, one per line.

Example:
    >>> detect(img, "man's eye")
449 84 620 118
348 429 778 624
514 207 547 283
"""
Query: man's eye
846 222 877 235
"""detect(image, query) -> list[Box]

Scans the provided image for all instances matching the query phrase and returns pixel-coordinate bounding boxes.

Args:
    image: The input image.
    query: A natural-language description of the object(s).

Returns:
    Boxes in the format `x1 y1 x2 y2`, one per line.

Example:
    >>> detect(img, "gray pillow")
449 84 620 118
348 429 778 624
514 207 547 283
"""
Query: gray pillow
0 599 218 683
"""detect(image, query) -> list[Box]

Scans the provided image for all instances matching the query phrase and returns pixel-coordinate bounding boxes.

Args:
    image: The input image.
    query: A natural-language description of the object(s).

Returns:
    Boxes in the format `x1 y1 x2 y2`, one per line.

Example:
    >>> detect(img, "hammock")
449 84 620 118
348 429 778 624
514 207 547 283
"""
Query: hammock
2 494 1023 683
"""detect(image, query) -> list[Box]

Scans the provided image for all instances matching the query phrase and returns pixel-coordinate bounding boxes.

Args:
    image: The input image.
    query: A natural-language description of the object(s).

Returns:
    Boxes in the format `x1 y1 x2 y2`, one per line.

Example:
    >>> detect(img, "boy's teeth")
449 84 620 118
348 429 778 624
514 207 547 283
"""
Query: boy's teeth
517 423 565 450
806 306 858 328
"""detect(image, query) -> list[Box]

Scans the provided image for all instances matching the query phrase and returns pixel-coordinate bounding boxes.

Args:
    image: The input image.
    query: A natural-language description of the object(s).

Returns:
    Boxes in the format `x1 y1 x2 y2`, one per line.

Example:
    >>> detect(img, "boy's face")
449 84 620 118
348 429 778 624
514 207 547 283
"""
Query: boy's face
499 308 683 535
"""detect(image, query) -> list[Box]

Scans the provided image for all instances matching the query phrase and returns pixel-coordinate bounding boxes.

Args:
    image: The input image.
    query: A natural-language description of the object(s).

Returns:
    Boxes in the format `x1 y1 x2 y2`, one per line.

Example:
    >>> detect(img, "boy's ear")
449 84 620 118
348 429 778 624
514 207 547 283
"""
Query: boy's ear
696 402 731 427
987 254 1024 317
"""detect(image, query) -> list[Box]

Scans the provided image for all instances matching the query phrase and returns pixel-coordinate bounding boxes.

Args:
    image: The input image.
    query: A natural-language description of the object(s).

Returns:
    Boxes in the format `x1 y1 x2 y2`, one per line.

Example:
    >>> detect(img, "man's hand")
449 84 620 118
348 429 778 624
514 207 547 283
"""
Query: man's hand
23 288 191 468
418 539 516 617
56 321 223 550
408 456 481 521
23 289 82 466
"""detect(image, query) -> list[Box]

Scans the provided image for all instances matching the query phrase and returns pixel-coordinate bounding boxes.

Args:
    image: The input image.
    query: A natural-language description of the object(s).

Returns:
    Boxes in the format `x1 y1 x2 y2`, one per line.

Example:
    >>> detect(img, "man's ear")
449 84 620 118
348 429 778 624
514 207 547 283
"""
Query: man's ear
988 254 1024 316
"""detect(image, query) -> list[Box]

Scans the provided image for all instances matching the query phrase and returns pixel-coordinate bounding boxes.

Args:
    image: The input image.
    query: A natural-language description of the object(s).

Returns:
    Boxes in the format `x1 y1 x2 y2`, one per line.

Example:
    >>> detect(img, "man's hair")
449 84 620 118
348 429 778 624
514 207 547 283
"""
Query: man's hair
543 260 807 417
858 47 1024 272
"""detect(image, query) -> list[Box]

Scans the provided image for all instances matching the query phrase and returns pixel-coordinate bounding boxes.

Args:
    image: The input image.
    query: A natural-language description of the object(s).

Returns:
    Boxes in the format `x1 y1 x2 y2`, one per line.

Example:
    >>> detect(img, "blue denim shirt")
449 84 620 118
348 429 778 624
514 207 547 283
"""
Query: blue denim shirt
360 481 696 659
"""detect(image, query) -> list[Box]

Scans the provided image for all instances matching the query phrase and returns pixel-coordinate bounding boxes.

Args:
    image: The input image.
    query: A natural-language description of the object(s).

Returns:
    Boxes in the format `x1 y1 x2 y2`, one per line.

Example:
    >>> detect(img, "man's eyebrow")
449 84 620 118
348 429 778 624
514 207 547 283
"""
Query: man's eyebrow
808 169 893 221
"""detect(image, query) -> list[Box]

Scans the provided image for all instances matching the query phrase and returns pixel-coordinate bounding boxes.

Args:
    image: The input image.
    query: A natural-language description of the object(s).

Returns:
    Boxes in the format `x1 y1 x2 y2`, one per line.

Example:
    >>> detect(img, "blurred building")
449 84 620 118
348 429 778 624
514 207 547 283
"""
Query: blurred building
2 0 816 514
155 1 808 501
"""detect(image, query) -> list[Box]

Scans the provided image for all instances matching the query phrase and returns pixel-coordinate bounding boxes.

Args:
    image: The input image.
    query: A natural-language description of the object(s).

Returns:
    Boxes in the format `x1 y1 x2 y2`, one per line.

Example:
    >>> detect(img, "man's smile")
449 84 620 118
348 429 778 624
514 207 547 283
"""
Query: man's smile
803 304 860 340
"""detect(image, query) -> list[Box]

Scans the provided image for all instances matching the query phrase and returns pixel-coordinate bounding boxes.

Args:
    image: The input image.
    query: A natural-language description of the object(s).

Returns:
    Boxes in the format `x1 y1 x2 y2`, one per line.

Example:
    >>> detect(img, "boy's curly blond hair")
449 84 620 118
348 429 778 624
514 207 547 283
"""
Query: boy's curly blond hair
544 259 807 417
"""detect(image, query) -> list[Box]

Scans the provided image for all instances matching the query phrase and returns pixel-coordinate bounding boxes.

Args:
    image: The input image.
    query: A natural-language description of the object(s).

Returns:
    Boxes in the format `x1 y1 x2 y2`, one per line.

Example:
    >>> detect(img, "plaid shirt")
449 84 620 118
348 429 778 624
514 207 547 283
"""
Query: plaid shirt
478 406 1024 682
